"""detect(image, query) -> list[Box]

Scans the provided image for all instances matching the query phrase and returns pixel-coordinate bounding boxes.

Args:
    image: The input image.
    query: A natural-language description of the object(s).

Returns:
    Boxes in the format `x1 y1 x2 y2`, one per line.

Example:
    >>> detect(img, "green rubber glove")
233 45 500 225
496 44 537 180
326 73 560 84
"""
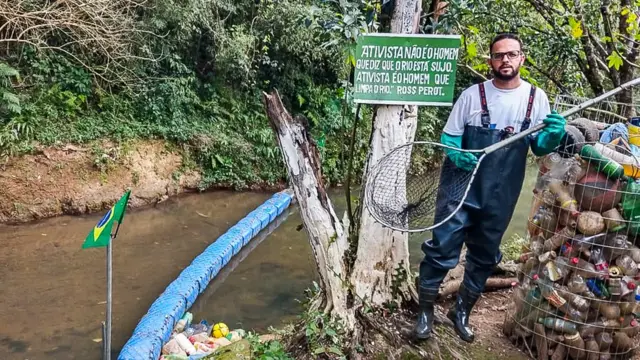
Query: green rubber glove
441 132 478 171
531 110 567 156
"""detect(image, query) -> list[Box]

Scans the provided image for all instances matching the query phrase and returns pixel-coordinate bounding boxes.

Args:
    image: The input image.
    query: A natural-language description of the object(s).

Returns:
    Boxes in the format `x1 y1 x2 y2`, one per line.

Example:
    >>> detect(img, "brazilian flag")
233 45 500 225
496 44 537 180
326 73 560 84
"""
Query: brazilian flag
82 190 131 249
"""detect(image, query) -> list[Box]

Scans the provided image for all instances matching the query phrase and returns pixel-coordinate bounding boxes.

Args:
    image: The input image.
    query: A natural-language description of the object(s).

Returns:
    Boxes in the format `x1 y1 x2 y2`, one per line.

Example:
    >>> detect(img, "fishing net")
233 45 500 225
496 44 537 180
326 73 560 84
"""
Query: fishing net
364 141 476 232
503 96 640 359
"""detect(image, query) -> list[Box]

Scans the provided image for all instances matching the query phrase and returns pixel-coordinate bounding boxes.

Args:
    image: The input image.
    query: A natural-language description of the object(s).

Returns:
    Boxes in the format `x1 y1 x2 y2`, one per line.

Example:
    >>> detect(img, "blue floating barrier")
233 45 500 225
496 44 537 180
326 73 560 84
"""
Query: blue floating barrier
253 208 272 229
118 190 294 360
237 216 263 237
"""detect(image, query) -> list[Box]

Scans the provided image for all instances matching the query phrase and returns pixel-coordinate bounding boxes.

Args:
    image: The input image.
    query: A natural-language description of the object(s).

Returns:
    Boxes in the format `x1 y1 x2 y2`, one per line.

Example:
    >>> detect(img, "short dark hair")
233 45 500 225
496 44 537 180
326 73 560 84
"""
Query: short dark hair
490 33 523 53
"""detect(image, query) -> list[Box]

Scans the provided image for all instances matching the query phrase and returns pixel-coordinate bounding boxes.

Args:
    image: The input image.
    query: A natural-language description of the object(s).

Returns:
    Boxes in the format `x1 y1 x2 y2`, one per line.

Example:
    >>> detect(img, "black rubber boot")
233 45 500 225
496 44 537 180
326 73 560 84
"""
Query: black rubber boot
447 283 481 343
414 287 439 340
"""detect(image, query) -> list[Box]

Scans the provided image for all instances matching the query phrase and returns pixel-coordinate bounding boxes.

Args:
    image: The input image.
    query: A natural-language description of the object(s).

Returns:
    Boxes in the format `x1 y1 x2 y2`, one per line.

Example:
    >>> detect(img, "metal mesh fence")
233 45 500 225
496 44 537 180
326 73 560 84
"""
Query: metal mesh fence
502 95 640 359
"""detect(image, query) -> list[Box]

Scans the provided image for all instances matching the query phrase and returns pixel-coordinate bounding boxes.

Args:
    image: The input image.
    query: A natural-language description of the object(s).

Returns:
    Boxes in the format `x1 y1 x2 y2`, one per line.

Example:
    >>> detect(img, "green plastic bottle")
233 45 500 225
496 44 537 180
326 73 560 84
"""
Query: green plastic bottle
538 317 578 334
579 144 625 180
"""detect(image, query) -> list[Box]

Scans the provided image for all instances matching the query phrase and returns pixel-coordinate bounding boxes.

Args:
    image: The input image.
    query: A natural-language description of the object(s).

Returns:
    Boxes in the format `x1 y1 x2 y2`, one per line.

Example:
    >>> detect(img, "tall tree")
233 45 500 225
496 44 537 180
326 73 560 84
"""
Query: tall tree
262 1 440 357
443 0 640 115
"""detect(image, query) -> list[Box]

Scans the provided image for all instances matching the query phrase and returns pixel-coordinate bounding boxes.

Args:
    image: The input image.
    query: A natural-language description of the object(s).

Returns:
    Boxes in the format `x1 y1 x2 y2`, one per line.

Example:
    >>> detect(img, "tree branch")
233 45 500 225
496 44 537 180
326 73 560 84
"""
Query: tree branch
461 63 488 81
525 58 568 93
619 0 633 57
0 0 163 85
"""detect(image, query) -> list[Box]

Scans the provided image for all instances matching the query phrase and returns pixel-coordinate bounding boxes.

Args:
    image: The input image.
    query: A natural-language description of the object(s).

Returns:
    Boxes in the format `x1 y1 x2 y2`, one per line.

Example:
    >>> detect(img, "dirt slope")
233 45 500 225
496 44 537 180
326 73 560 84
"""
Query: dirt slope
0 140 201 224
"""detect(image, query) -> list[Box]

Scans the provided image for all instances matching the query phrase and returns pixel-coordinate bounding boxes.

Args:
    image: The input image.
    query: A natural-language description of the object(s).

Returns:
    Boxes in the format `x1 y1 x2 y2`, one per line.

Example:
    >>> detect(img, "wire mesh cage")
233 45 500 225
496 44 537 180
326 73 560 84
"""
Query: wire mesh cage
502 94 640 360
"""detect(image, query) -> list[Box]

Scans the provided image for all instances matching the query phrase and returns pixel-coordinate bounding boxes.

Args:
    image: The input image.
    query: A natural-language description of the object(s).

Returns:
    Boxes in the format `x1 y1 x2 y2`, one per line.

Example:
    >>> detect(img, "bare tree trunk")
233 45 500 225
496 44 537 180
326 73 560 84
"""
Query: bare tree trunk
263 90 356 330
350 0 422 309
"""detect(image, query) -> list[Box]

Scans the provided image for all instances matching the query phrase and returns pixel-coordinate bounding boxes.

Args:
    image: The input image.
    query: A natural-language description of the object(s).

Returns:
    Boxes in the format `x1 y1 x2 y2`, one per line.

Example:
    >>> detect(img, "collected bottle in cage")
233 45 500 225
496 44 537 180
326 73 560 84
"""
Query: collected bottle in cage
564 332 586 359
572 257 607 279
568 273 590 294
549 180 580 227
543 226 576 252
601 207 627 232
615 255 639 276
579 144 626 180
534 275 568 307
531 205 559 239
538 251 557 264
602 233 629 260
611 332 635 353
588 246 609 272
538 317 578 334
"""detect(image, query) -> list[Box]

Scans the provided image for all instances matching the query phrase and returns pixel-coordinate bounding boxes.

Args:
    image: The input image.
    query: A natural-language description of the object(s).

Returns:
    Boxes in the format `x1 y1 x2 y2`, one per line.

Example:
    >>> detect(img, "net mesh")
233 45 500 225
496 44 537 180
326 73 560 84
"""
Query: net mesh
503 95 640 359
364 142 475 232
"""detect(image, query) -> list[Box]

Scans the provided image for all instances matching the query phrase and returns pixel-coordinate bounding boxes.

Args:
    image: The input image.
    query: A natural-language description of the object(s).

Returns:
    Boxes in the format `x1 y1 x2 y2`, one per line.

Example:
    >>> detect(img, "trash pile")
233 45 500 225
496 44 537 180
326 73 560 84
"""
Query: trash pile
159 312 246 360
503 117 640 359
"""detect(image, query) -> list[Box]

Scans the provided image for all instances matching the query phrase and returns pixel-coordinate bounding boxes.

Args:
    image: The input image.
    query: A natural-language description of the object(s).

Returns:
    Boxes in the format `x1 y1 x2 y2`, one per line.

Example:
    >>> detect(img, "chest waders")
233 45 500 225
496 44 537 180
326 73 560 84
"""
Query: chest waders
414 84 537 342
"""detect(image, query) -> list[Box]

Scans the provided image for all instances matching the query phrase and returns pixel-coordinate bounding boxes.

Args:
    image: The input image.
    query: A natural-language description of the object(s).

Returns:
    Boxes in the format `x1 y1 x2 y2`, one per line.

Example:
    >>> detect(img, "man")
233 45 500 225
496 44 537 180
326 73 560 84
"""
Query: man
414 33 567 342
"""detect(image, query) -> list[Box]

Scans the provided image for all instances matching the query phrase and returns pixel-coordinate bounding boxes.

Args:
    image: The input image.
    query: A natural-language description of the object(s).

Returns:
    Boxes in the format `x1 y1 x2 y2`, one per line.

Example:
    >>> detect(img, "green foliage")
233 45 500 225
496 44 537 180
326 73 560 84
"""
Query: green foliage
245 332 293 360
302 310 347 359
0 0 368 187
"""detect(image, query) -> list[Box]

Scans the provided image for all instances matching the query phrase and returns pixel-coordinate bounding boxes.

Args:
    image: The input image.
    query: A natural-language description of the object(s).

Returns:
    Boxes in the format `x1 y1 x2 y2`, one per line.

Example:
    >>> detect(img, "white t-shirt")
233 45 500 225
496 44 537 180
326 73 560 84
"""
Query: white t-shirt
443 80 551 136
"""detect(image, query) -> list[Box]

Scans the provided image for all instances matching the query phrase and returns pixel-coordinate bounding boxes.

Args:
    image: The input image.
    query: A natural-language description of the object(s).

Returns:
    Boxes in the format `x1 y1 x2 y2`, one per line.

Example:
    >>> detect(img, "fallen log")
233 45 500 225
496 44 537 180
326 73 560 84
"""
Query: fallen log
438 277 518 299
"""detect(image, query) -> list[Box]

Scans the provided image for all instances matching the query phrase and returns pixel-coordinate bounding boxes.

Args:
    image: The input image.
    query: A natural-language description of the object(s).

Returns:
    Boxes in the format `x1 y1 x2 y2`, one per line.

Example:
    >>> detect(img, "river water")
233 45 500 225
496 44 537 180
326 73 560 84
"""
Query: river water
0 167 538 359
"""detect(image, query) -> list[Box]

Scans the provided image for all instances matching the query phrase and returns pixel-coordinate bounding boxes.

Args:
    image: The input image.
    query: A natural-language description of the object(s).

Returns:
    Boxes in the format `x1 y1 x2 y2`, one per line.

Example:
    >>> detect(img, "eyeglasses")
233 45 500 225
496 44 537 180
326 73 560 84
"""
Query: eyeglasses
490 50 522 61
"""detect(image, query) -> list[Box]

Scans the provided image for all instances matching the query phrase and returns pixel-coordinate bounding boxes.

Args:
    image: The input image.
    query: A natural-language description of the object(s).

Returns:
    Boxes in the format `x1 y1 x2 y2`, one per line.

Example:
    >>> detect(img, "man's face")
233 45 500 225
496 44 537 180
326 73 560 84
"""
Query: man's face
488 39 524 81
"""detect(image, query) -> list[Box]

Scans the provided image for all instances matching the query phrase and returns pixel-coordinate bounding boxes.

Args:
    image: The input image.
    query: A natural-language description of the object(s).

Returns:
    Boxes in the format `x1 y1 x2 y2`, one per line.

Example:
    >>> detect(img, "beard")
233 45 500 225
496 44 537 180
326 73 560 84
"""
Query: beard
492 63 520 81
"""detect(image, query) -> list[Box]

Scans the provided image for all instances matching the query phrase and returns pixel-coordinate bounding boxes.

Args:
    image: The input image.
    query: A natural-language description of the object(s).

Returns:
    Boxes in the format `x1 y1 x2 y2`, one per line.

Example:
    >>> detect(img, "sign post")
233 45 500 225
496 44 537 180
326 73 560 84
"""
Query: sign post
353 34 461 106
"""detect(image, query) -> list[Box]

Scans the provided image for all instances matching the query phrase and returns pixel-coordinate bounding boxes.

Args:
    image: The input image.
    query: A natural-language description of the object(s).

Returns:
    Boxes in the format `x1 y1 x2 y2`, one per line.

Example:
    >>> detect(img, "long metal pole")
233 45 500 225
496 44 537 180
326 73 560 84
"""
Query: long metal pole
102 321 107 360
105 235 113 360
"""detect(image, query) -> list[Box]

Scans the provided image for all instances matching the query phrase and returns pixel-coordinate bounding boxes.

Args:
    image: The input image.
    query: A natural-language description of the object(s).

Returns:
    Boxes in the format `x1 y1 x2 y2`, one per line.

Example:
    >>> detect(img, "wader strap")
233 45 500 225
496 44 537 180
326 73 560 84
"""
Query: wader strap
521 86 537 131
478 83 491 128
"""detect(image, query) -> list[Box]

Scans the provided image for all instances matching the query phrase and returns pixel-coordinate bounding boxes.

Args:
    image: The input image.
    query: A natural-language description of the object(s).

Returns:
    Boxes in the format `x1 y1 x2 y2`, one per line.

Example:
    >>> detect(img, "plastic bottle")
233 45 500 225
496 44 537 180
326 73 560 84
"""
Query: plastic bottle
579 144 626 180
531 205 559 239
517 252 534 263
585 339 600 360
620 317 640 337
610 332 634 353
591 301 620 320
555 256 574 278
578 320 606 338
530 236 545 255
174 312 193 333
572 257 607 279
174 333 197 355
564 332 586 360
557 286 590 312
603 233 629 260
543 261 563 282
539 251 558 264
602 208 627 232
568 274 590 294
534 275 573 314
549 180 580 227
593 332 612 352
588 246 609 272
560 242 581 258
606 277 623 298
630 246 640 263
538 317 578 335
544 226 576 252
586 279 607 298
615 255 639 276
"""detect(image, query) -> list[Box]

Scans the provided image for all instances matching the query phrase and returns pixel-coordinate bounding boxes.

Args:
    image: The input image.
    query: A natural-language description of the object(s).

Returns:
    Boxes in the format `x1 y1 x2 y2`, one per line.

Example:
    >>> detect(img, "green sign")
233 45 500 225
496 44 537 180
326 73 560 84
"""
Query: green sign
353 34 462 106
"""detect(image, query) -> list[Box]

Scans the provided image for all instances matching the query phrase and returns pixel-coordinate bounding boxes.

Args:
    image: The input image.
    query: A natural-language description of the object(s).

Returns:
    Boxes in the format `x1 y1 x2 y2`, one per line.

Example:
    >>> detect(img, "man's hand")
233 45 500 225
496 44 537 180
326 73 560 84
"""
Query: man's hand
542 110 566 139
531 110 567 156
441 132 479 171
448 151 478 172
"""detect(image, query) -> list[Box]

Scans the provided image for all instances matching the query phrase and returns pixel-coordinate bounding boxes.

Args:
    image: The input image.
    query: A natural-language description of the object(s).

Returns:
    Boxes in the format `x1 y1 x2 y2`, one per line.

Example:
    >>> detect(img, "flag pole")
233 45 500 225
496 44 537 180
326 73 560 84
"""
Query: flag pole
104 234 113 360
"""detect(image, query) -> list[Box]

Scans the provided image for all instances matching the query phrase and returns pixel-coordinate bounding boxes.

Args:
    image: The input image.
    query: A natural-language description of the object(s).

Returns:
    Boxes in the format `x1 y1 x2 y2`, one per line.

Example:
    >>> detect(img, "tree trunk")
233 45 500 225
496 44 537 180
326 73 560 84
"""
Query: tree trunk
350 0 422 310
263 90 356 330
